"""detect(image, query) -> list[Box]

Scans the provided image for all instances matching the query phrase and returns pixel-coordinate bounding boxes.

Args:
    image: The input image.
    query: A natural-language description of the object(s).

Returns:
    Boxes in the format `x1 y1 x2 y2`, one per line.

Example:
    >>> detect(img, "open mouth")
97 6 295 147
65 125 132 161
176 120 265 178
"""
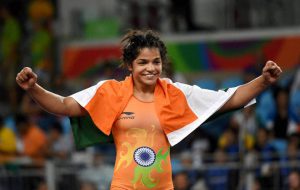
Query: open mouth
143 73 158 79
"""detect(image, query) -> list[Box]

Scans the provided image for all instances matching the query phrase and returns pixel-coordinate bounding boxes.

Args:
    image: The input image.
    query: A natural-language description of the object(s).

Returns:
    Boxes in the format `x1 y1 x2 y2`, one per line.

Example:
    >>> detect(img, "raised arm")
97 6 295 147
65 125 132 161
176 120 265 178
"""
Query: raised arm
16 67 86 116
219 60 282 112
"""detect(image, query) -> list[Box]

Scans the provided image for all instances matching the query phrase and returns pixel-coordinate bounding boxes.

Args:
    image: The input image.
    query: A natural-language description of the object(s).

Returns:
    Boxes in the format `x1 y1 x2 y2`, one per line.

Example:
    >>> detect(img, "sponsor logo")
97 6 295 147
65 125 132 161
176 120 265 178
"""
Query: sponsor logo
118 112 135 120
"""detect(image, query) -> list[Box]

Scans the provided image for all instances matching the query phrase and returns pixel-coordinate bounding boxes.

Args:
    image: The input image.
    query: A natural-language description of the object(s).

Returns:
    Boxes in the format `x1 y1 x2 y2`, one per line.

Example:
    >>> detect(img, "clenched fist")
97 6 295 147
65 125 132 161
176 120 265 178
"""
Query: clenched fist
16 67 38 90
262 61 282 86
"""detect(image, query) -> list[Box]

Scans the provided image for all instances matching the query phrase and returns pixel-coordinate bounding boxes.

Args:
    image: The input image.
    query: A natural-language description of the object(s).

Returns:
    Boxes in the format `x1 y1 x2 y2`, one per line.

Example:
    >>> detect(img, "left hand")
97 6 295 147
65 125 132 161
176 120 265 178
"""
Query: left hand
262 60 282 85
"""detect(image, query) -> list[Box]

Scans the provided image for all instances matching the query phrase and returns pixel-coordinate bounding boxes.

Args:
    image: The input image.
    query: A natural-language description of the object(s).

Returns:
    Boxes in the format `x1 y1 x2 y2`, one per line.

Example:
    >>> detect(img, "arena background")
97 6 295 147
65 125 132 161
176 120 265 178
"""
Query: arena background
0 0 300 190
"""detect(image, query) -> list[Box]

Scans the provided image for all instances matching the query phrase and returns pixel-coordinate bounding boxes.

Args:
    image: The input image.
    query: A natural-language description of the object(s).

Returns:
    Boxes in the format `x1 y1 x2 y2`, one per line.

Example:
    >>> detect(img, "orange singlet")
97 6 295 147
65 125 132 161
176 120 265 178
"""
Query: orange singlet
111 96 173 190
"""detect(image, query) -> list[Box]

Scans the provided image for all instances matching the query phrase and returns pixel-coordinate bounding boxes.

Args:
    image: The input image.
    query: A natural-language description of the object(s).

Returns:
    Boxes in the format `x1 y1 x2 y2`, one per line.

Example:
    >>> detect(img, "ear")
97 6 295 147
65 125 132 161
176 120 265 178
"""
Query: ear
128 64 133 72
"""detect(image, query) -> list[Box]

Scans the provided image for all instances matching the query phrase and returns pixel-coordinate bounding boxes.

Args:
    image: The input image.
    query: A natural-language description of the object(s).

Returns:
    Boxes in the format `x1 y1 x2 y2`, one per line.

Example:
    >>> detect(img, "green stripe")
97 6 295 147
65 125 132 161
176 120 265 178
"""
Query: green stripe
167 43 190 72
178 43 202 70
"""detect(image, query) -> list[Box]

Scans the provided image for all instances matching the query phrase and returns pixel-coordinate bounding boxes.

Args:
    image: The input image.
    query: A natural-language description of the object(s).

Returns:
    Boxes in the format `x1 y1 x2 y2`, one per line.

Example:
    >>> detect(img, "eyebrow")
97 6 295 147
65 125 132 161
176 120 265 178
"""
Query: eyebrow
137 57 161 61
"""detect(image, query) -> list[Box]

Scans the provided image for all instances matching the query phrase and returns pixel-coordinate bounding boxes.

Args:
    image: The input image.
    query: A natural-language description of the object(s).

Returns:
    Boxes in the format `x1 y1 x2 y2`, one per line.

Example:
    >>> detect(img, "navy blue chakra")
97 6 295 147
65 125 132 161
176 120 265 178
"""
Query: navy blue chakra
134 147 156 167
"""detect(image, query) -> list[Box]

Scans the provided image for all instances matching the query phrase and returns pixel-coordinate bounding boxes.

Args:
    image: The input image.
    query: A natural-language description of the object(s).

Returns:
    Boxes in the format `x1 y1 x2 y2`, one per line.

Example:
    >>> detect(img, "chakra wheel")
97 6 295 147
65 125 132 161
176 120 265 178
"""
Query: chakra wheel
133 146 156 167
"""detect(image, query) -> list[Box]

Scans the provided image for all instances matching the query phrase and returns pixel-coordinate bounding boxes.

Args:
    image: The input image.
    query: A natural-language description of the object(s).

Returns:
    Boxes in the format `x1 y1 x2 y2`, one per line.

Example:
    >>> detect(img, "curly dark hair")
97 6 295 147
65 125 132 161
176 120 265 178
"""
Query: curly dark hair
120 29 168 69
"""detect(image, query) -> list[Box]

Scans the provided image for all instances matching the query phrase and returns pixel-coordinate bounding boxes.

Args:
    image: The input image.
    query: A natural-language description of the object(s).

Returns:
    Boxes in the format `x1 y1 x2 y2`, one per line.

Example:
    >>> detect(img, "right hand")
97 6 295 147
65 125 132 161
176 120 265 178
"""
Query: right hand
16 67 38 90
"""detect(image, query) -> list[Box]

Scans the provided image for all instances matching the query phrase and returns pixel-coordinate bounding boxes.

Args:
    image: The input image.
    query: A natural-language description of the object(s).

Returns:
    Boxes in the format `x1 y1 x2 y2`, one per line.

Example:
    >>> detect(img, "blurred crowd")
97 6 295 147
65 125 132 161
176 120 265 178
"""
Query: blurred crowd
1 1 300 190
169 55 300 190
121 0 300 33
0 0 55 115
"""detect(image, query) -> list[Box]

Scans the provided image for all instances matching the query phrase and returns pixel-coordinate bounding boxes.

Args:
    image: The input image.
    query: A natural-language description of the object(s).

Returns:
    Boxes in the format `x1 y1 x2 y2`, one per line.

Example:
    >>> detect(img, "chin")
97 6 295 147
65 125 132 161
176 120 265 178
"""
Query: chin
144 80 157 86
142 78 158 86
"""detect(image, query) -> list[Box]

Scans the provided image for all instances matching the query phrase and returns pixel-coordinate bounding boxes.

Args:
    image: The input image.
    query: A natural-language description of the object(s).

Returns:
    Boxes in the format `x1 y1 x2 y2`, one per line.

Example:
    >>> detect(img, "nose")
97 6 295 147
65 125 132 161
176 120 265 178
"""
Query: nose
146 63 155 71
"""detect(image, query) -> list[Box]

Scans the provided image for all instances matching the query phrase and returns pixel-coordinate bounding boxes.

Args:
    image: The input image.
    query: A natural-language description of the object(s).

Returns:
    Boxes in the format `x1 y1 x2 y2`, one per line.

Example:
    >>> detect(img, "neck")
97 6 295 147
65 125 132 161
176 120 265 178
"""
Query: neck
133 82 156 102
134 84 155 93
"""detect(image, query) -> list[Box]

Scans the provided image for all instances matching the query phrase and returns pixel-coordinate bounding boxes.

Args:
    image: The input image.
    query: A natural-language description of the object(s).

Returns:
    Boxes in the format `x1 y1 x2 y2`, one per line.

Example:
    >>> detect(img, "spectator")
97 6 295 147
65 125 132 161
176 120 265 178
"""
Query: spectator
267 86 294 139
218 127 239 161
173 171 191 190
280 135 300 188
254 127 277 189
0 115 17 163
231 105 259 151
205 149 230 190
15 113 47 165
45 121 73 160
232 106 258 136
177 151 199 185
28 0 54 24
78 154 114 190
28 20 53 85
255 128 277 162
0 4 21 112
190 136 210 169
288 170 300 190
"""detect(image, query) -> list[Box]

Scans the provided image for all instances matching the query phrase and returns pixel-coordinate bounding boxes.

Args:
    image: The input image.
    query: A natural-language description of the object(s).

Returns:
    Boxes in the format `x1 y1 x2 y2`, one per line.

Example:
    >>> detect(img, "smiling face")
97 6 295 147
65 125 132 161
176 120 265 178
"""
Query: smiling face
128 48 162 90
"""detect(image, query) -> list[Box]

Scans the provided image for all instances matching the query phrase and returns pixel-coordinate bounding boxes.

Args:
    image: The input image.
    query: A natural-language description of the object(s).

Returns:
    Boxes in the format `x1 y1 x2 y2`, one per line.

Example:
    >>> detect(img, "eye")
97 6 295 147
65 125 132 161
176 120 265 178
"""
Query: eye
153 60 161 65
137 60 147 65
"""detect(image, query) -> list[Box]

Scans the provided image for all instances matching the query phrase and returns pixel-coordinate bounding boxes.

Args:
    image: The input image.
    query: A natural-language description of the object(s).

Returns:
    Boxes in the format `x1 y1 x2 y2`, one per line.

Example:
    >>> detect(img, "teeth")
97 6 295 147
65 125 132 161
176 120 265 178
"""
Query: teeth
145 74 155 79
